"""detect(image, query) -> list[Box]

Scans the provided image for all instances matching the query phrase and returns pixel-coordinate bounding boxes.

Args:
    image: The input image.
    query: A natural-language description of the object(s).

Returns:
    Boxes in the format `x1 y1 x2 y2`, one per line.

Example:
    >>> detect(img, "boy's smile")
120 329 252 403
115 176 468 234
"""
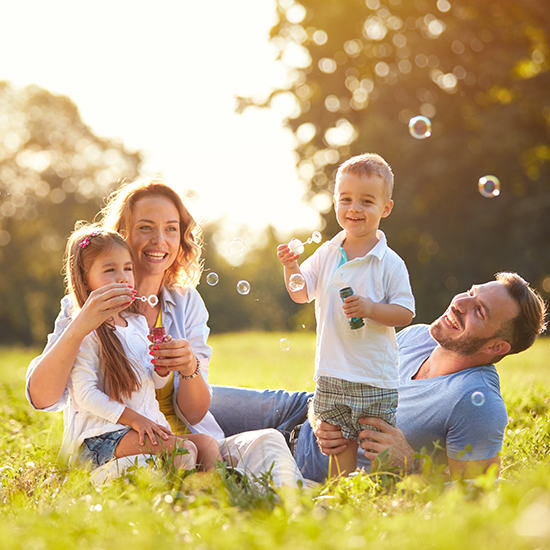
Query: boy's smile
334 172 393 245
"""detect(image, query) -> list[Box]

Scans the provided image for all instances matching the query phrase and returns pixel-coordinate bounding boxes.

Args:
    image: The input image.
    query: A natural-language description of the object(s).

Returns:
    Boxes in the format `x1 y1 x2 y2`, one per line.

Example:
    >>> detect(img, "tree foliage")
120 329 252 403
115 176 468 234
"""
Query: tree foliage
244 0 550 322
0 82 142 345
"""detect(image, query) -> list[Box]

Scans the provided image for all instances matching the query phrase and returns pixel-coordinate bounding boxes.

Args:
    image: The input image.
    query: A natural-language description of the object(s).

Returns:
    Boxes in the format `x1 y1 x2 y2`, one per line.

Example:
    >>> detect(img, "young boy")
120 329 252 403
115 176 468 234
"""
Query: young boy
277 153 415 477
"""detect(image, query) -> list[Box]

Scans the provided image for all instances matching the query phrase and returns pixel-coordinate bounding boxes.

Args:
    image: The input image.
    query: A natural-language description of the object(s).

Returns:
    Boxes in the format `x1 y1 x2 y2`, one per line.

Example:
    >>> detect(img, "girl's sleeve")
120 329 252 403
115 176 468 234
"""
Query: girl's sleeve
26 295 73 411
69 334 125 424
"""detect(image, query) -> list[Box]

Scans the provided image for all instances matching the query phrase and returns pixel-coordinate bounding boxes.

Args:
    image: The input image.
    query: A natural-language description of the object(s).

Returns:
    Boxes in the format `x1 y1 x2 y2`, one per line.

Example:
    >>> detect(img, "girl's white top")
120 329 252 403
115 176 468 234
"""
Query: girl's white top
60 313 170 463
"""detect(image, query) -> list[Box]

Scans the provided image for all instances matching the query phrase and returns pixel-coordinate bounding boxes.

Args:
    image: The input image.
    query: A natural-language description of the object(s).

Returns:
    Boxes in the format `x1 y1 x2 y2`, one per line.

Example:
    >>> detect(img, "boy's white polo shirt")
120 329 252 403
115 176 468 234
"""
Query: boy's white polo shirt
300 230 415 389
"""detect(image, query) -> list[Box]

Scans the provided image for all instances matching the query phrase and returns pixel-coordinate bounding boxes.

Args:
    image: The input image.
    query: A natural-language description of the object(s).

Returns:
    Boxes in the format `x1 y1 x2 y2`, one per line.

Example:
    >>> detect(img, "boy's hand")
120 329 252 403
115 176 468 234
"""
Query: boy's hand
342 294 374 319
277 243 300 267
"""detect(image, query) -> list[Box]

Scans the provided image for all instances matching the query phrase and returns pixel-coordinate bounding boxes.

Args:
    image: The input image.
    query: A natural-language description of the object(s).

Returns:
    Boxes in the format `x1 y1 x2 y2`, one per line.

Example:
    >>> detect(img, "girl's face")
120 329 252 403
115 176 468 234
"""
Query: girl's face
85 245 134 292
127 196 181 281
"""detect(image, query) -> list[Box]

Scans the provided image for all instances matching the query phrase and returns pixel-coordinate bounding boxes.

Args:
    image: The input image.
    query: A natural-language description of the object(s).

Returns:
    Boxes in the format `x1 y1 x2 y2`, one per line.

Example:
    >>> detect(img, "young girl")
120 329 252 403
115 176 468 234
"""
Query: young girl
59 224 223 472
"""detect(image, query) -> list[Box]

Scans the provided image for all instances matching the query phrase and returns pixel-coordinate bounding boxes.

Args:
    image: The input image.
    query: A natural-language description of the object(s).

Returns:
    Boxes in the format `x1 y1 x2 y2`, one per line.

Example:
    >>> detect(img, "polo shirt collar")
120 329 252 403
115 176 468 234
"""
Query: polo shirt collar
328 230 388 261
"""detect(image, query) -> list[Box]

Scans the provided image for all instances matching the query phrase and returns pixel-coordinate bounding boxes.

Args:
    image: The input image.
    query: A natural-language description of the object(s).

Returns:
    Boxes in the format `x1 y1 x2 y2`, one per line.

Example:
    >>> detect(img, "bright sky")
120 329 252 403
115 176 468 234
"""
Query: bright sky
1 0 322 243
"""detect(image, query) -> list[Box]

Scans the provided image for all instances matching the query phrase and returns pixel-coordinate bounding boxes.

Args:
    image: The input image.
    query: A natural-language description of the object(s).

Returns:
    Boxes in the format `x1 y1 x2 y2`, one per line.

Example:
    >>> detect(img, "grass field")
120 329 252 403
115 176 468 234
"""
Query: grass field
1 333 549 549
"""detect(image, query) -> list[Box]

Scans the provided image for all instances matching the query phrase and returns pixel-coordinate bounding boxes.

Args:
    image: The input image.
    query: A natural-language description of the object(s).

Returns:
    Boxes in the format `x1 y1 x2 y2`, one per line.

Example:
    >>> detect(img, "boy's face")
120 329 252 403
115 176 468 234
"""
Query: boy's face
333 172 393 239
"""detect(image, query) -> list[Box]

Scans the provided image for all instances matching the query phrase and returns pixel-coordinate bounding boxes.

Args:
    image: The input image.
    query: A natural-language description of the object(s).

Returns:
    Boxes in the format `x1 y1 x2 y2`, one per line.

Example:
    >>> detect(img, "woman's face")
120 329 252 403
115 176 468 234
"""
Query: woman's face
128 196 181 282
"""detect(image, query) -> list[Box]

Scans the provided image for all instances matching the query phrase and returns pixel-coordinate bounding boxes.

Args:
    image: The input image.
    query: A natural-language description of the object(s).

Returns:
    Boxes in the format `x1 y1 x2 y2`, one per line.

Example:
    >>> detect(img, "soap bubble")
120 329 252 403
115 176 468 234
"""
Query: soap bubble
478 175 501 198
206 272 219 286
288 273 306 292
229 238 245 257
311 231 322 243
408 116 432 139
288 238 305 255
236 280 250 295
280 338 290 351
471 391 485 406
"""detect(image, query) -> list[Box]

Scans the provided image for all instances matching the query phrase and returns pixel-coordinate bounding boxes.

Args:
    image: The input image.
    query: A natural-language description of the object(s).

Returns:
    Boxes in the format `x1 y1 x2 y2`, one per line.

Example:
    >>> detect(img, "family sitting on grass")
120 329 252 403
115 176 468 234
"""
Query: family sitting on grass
26 153 547 489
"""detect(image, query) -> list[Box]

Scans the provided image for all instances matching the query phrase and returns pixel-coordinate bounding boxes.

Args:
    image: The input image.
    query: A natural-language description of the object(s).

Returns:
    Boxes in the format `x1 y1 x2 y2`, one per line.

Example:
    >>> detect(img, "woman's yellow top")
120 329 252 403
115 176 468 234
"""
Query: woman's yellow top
153 308 190 436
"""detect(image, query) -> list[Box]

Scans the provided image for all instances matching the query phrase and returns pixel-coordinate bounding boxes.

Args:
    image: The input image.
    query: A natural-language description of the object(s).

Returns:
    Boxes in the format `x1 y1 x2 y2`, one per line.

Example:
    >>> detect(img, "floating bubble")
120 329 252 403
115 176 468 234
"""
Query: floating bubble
288 273 306 292
236 280 251 295
408 116 432 139
471 391 485 406
206 272 219 286
280 338 290 351
478 175 501 198
229 238 245 258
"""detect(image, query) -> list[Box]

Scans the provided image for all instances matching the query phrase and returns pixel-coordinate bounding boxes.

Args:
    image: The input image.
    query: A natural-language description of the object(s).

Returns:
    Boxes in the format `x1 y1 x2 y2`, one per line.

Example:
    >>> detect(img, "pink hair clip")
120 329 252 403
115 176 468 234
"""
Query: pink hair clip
79 230 102 249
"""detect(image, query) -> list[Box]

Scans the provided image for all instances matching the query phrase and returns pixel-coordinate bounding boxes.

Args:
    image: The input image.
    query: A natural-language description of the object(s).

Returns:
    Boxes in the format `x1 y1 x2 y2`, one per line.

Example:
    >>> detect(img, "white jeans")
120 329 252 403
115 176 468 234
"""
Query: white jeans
219 428 305 488
90 428 305 488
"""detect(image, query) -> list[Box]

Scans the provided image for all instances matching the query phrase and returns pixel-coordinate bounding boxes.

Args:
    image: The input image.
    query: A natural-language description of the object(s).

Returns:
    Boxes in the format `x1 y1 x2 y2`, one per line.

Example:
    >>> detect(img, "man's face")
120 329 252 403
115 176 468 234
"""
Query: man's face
430 281 520 356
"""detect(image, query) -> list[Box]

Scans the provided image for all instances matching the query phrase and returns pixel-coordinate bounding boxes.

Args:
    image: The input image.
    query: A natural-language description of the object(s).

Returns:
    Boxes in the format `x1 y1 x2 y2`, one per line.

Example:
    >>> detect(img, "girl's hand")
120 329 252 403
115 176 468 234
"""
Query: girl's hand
74 283 136 334
277 244 300 267
119 408 172 446
342 294 373 320
150 336 198 377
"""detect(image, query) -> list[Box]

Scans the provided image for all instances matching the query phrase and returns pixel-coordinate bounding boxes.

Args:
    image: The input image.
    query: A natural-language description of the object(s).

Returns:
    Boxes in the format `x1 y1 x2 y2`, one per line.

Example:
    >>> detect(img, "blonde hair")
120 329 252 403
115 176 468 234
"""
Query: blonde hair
65 223 141 403
99 179 202 289
335 153 394 200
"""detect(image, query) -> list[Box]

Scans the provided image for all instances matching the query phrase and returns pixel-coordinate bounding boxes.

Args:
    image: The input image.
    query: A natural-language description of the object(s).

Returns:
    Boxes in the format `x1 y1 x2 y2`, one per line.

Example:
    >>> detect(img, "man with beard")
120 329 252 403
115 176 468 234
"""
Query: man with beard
210 272 547 481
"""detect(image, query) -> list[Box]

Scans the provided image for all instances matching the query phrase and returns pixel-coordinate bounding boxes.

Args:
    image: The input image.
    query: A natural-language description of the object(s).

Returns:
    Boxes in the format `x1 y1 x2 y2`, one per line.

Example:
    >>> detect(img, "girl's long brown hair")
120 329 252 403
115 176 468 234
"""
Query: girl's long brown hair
64 224 141 403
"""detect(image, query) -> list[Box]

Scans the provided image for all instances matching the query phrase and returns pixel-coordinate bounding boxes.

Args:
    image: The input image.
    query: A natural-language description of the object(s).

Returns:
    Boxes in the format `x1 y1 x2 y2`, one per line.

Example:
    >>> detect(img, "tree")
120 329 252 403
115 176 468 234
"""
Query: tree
0 82 142 345
241 0 550 322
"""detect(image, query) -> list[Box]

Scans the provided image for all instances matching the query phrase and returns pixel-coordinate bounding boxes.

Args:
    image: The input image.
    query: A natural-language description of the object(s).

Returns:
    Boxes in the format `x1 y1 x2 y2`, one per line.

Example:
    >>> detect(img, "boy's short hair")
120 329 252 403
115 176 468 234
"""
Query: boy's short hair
335 153 394 200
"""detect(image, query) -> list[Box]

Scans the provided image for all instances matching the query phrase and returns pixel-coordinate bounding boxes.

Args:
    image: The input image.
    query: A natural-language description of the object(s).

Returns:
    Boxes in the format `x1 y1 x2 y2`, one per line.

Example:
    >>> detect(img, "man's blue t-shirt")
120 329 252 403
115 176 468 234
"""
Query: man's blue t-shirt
296 324 509 482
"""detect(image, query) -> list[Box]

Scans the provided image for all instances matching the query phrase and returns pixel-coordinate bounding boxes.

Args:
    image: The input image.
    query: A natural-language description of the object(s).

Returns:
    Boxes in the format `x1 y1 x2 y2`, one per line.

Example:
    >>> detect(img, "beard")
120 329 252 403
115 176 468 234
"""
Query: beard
429 321 493 356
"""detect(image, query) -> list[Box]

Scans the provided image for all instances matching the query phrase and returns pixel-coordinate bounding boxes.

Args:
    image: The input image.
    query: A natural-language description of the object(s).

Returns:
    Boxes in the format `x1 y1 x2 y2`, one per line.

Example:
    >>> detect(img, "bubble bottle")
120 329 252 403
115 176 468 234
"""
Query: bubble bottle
339 287 364 330
151 326 166 344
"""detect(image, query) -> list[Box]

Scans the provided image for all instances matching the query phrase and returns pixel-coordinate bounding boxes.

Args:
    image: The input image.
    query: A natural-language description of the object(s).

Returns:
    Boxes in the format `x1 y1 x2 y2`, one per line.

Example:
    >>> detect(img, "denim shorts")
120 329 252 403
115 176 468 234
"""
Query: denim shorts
78 427 132 469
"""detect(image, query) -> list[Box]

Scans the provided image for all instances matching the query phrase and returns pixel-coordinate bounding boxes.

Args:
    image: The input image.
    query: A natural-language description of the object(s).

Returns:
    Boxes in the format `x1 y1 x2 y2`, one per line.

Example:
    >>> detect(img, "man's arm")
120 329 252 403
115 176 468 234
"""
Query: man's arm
314 417 500 478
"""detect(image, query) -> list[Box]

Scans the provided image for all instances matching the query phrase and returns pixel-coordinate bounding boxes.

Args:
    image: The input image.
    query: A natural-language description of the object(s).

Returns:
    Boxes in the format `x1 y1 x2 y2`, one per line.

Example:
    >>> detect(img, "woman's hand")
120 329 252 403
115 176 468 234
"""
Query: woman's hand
73 283 136 336
119 407 172 446
149 335 197 377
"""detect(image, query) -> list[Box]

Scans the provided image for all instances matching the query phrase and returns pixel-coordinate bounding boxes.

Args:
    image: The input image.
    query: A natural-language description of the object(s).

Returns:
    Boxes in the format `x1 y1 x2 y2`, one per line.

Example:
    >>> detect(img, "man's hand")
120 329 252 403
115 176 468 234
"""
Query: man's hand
358 417 416 472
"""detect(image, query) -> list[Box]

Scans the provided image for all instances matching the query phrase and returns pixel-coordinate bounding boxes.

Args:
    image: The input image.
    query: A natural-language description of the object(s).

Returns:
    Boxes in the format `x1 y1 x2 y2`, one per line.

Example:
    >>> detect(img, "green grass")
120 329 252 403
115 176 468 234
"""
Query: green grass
1 336 550 549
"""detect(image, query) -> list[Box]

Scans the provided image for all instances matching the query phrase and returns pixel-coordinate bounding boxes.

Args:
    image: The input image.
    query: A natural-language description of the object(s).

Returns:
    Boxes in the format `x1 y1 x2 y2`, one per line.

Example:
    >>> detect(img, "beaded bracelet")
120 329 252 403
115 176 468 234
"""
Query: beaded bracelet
177 356 201 380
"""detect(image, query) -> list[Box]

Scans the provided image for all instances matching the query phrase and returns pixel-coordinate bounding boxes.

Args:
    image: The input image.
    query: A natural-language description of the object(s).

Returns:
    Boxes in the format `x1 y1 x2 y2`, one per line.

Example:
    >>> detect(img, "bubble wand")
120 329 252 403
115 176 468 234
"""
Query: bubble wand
288 230 322 255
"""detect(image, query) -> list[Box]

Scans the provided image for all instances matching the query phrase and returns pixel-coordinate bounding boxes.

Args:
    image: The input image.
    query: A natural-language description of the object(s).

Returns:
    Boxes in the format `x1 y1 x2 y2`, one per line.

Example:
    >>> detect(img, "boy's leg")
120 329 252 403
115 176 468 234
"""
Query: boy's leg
210 386 312 439
329 440 359 478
